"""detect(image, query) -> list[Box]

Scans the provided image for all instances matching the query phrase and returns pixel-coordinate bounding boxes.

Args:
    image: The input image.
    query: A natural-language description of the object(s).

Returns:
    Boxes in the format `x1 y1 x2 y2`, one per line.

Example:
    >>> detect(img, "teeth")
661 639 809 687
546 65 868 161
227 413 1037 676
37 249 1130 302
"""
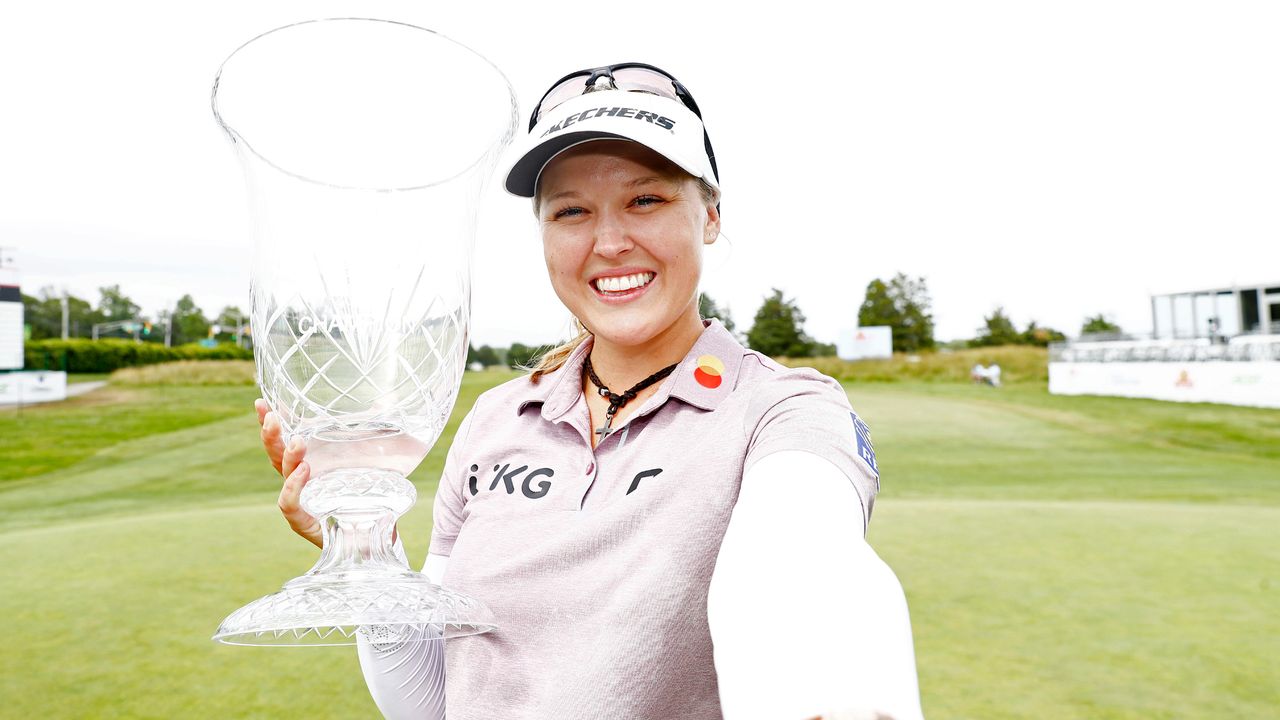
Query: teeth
595 272 653 293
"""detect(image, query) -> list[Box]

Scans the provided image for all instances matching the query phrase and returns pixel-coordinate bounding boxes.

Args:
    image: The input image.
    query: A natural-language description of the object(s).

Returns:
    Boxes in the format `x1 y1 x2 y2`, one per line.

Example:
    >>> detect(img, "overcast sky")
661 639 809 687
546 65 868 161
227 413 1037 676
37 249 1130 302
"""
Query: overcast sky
3 1 1277 347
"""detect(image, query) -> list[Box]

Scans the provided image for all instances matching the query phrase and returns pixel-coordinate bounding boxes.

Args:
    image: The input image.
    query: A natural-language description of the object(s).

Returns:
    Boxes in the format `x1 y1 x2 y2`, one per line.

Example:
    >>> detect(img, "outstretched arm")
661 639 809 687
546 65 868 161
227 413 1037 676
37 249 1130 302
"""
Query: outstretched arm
708 450 923 720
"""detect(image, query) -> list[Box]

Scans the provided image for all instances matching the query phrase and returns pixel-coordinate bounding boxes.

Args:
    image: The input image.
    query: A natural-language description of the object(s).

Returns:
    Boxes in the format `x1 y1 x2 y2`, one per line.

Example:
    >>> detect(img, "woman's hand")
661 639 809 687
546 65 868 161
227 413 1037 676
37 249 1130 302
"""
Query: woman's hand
255 399 322 548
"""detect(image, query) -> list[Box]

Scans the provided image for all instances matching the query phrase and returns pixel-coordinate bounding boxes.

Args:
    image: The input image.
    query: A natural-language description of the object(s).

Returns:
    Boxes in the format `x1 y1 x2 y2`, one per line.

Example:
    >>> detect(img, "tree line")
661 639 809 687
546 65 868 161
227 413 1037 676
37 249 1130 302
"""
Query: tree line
21 285 245 346
25 280 1125 366
855 273 1123 351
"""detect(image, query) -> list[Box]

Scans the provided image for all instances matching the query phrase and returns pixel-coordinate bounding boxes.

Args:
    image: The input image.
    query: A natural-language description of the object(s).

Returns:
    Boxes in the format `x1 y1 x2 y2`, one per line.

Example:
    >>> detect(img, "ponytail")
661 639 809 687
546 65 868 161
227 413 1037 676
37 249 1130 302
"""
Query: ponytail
525 316 592 384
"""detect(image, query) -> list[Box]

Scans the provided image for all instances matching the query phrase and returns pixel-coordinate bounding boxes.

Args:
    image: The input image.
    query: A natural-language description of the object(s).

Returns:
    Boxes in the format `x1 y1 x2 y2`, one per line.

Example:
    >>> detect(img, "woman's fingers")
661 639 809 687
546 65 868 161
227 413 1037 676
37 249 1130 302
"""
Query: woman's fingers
281 436 306 480
278 460 322 548
257 400 320 548
260 410 285 475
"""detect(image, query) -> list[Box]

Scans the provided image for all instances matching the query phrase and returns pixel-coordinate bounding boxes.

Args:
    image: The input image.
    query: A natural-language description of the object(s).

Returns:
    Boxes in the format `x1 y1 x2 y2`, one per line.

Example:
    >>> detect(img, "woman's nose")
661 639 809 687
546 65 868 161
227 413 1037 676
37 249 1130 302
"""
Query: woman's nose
591 210 633 258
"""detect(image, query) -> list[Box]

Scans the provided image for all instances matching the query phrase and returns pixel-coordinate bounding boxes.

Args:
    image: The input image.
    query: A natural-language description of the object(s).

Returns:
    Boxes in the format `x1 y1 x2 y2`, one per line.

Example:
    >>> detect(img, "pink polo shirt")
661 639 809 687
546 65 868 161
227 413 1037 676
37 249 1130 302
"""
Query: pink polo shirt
429 317 880 719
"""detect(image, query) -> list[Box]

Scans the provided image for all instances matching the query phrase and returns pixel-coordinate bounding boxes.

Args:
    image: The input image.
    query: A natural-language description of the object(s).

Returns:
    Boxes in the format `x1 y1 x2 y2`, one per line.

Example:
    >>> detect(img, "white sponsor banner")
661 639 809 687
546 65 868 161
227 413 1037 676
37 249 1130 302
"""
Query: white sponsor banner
1049 361 1280 409
0 371 68 405
0 301 22 370
837 326 893 360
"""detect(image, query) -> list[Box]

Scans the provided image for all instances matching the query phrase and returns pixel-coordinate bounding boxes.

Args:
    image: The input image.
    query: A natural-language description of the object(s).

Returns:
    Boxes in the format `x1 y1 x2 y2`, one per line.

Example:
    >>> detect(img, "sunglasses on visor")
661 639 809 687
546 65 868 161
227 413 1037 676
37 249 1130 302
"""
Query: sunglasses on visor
528 62 719 183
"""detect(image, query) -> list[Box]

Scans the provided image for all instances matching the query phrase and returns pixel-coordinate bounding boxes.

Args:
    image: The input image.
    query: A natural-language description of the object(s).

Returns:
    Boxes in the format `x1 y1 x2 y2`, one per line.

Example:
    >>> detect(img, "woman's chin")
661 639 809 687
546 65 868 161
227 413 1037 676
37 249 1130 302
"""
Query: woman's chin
583 313 664 349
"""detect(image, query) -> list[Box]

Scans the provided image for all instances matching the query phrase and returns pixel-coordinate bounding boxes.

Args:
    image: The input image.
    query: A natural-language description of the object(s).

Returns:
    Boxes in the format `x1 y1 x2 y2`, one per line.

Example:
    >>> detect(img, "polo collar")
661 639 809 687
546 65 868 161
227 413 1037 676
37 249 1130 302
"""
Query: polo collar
515 318 744 421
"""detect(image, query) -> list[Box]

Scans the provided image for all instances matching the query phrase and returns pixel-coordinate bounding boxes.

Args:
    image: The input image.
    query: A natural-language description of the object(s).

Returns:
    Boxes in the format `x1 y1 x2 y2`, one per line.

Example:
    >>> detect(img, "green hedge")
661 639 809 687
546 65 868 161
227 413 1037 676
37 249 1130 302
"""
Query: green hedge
24 339 253 374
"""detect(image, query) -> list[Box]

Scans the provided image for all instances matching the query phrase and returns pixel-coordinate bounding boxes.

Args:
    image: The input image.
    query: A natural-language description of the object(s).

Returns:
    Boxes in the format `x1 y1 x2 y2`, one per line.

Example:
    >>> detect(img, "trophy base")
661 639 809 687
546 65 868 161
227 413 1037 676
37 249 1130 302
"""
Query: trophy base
213 569 497 646
215 469 495 646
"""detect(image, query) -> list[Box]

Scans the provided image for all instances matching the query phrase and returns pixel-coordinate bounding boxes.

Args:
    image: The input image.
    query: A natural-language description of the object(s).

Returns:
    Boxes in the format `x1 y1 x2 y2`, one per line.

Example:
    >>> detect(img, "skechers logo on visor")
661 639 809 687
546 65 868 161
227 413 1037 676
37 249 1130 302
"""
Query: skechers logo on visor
540 106 676 138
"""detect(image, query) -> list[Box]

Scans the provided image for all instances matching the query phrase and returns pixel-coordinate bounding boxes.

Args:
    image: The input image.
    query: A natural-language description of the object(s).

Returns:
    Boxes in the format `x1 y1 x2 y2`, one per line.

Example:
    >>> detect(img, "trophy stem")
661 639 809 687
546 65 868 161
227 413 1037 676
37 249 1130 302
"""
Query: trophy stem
293 468 417 580
305 506 403 578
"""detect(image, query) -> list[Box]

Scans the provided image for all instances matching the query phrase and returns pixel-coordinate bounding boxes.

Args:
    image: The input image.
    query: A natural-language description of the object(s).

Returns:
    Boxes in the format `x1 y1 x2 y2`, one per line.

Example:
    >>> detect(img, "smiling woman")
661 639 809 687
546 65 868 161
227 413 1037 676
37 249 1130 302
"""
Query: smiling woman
532 140 719 393
262 61 922 720
528 140 721 387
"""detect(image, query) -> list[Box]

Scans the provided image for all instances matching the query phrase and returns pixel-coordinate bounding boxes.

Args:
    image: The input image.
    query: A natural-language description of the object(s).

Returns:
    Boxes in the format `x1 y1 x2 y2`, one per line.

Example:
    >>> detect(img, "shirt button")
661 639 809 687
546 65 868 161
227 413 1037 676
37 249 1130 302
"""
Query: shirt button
586 462 595 475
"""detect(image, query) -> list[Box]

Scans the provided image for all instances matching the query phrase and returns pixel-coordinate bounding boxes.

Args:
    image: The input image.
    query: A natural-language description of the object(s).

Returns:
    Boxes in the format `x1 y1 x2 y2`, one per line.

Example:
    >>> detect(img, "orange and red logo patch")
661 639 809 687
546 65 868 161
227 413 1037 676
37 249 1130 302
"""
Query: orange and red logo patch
693 354 724 389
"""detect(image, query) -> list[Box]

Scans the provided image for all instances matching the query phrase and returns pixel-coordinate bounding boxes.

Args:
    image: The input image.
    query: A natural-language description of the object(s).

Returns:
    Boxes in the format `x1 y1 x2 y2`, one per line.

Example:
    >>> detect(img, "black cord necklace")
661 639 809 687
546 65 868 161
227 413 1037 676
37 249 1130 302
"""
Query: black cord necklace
583 354 679 440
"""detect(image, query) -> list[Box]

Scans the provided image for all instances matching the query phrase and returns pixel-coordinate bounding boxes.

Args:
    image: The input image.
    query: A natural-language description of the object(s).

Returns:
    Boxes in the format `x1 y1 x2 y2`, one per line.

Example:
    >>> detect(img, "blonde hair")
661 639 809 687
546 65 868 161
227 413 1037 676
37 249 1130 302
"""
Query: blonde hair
526 316 593 384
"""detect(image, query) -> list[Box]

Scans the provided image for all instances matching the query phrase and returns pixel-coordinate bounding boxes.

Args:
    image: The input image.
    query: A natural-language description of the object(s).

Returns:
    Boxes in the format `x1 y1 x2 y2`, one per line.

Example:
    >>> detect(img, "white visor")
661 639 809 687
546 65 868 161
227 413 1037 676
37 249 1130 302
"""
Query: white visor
502 89 719 198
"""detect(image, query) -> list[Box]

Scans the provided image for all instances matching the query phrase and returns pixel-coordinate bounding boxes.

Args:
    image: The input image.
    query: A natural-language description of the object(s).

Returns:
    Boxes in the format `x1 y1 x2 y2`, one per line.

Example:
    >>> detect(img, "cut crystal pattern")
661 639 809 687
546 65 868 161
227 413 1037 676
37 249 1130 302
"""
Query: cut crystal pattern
211 18 516 647
214 576 496 646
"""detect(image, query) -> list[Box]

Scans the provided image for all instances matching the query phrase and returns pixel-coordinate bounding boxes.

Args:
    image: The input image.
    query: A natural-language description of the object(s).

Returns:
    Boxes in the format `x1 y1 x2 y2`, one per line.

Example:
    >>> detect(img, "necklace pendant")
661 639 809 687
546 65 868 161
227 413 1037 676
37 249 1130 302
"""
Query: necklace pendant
595 414 614 439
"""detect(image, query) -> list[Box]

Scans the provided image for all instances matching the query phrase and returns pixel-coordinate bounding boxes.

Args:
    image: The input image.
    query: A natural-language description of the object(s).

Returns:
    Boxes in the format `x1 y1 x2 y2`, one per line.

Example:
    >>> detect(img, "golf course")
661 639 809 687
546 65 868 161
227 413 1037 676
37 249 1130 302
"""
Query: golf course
2 356 1277 719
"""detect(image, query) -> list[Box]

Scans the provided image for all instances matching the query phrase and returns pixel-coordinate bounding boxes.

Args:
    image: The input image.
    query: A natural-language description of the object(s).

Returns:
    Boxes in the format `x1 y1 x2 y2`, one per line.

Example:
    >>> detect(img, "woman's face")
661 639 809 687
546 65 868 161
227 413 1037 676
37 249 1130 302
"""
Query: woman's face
536 140 719 349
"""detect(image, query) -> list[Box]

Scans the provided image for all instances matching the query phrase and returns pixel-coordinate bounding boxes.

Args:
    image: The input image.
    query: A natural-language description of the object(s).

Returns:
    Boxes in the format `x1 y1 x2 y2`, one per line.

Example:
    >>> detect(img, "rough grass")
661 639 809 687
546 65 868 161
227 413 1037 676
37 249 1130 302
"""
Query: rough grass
2 367 1277 718
786 345 1050 384
110 359 256 386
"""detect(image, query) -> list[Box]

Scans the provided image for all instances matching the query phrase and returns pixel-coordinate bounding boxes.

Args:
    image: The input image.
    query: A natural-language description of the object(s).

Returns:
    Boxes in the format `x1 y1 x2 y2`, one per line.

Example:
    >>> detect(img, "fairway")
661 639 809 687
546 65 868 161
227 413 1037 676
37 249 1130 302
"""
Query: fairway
2 370 1277 718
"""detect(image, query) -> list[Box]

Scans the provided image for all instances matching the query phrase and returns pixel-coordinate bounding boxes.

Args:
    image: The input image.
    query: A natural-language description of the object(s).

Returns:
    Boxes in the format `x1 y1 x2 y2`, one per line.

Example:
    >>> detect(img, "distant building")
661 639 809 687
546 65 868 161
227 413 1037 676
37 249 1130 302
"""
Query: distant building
1151 283 1280 339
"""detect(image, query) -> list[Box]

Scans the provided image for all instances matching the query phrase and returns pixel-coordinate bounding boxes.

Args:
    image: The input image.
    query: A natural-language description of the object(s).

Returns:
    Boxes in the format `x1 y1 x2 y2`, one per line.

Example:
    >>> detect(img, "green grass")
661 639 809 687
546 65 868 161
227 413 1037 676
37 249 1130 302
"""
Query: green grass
1 365 1276 719
872 499 1278 719
67 373 111 384
0 369 517 533
0 385 257 483
1 507 381 719
846 382 1280 504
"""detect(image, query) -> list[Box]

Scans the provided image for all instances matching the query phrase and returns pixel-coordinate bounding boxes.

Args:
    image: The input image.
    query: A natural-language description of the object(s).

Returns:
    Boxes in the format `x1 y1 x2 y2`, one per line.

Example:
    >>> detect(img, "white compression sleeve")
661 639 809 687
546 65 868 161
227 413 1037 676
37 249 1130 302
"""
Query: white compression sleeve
355 548 451 720
708 450 924 720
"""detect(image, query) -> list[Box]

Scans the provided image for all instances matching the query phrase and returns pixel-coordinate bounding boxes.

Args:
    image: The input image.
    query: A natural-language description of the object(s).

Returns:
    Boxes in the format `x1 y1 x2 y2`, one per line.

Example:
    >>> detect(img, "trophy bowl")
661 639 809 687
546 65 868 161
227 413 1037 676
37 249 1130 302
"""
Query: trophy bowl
210 18 517 646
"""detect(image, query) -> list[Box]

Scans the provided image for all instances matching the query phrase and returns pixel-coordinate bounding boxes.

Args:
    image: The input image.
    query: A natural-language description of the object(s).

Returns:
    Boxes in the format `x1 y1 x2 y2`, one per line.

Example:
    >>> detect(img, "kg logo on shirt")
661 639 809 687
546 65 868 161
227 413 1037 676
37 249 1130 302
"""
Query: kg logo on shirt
850 412 878 478
467 462 554 499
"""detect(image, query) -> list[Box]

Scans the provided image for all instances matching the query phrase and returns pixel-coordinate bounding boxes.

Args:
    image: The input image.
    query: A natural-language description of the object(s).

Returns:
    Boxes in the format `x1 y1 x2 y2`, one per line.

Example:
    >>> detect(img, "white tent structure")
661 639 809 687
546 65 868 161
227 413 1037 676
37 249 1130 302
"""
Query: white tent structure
1151 283 1280 339
1050 283 1280 409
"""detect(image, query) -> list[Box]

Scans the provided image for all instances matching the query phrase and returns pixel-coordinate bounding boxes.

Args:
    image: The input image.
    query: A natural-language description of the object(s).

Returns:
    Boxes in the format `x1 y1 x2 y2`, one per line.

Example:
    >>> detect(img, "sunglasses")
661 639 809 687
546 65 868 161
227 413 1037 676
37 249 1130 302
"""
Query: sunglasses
528 62 719 182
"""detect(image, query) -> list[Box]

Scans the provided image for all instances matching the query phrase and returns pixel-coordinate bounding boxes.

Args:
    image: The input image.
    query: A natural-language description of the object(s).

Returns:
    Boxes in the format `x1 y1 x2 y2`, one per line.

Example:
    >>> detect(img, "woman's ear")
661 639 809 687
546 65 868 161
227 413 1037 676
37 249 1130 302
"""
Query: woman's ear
703 202 721 245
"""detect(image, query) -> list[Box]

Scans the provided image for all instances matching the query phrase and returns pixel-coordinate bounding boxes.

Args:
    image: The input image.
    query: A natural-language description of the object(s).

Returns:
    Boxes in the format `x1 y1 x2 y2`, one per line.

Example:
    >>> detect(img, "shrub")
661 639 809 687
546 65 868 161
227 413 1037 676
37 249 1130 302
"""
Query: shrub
23 339 252 374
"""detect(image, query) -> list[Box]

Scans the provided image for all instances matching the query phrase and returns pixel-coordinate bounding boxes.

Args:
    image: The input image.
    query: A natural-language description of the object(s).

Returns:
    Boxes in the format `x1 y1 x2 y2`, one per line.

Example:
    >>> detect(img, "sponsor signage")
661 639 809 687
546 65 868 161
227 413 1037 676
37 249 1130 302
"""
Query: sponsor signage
1049 361 1280 409
0 370 68 405
837 326 893 361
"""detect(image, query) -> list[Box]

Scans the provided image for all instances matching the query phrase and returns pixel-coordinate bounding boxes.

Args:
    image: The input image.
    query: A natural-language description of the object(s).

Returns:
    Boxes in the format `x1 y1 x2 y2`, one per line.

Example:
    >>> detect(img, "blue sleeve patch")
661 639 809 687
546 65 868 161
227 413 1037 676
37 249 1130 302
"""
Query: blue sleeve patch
850 411 878 478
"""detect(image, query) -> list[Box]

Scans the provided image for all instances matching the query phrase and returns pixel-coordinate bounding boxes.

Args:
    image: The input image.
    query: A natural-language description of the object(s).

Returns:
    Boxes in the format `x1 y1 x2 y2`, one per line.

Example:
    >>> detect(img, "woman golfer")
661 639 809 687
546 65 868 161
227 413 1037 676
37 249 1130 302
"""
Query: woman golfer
258 63 923 720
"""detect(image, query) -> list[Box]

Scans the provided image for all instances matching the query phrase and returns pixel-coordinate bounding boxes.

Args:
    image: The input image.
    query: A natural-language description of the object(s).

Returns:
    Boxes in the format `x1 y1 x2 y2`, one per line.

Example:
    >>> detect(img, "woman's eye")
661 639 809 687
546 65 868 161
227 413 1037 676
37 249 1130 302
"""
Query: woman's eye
553 206 584 219
632 195 664 207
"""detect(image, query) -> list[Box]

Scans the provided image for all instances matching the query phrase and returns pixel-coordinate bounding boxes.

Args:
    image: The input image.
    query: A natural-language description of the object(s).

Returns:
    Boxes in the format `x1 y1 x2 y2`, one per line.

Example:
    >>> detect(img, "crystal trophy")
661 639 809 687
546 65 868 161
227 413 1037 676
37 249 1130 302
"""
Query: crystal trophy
211 18 517 646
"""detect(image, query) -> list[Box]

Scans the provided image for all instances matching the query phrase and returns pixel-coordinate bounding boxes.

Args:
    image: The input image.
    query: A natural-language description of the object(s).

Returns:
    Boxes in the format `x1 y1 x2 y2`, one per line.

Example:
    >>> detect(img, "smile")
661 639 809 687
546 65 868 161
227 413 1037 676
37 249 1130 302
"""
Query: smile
591 271 656 302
